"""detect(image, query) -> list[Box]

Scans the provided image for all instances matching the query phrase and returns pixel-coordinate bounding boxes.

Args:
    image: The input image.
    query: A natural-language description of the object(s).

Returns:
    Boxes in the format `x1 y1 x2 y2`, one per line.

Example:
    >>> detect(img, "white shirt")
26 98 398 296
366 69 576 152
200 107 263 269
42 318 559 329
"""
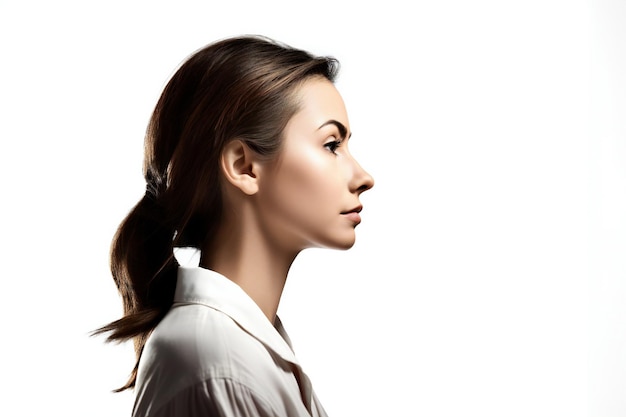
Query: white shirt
132 266 328 417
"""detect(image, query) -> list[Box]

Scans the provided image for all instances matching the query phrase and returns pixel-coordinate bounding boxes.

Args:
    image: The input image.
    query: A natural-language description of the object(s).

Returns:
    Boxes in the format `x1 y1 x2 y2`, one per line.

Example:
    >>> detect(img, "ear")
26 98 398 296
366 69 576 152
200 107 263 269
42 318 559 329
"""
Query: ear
220 140 260 196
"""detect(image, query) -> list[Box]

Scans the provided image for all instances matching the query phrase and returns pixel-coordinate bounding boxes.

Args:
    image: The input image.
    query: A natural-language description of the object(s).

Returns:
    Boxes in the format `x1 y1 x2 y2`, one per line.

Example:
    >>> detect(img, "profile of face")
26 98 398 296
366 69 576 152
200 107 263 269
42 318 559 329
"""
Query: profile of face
255 77 374 252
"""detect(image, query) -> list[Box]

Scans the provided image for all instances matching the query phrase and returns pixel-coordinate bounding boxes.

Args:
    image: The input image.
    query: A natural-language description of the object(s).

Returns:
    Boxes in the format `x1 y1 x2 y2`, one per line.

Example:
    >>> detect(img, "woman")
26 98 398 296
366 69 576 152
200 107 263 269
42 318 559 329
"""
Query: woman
97 35 374 416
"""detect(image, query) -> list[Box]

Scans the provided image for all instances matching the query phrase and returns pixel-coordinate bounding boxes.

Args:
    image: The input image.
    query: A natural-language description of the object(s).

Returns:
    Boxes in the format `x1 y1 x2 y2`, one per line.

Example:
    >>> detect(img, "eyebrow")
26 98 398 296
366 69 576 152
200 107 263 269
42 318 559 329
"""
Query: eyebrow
317 120 351 140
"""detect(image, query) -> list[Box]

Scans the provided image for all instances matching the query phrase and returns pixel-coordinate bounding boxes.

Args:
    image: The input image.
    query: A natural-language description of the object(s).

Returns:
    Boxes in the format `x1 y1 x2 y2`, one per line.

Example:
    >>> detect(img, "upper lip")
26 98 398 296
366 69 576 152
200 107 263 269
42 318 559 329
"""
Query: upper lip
341 205 362 214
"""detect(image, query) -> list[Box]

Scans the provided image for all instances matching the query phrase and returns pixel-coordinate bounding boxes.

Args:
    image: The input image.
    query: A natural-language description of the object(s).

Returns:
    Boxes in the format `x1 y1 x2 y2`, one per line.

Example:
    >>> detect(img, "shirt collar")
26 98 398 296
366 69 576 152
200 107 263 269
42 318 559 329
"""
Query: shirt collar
174 266 315 413
173 266 301 367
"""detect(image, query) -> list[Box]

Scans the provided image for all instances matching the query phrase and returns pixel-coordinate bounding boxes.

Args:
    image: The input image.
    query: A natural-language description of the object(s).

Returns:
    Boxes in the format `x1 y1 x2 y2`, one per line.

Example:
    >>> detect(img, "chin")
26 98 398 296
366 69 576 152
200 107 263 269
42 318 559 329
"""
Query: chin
326 234 357 251
338 241 356 250
306 229 357 251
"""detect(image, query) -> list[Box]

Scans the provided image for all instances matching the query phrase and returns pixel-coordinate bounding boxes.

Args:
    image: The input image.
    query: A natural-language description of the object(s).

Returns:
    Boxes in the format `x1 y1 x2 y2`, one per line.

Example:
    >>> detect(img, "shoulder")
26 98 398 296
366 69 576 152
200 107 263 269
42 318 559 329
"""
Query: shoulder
133 302 318 417
143 302 274 382
133 303 282 413
135 377 278 417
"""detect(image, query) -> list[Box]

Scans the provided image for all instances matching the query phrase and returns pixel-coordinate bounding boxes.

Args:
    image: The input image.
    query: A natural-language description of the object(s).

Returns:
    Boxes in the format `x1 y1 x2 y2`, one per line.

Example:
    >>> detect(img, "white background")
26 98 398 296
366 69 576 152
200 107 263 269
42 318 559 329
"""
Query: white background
1 1 624 416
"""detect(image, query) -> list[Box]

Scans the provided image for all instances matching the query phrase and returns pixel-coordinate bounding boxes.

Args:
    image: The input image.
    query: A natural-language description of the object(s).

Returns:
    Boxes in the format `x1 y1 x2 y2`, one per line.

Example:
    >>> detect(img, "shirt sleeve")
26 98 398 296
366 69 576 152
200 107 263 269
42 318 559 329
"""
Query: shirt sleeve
146 378 280 417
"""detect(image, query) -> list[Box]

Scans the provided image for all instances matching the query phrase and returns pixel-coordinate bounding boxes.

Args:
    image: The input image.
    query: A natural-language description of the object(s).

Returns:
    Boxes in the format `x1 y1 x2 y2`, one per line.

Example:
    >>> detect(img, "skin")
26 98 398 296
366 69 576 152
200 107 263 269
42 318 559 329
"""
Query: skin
201 77 374 322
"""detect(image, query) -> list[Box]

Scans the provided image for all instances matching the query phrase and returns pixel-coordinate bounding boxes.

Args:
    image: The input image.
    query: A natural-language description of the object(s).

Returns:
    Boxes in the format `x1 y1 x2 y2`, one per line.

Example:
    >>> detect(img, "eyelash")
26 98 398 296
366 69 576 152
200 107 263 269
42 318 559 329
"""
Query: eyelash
324 139 342 154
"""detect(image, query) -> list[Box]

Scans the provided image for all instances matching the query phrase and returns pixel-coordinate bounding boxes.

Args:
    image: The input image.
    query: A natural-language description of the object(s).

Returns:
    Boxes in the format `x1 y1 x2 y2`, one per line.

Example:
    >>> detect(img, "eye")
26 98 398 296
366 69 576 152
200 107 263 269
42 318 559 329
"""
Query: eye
324 138 342 154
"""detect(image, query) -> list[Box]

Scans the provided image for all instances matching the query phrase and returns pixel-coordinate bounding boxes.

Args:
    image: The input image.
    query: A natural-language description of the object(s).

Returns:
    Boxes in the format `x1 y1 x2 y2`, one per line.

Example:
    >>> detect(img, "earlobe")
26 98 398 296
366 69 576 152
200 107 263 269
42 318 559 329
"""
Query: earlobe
220 140 260 196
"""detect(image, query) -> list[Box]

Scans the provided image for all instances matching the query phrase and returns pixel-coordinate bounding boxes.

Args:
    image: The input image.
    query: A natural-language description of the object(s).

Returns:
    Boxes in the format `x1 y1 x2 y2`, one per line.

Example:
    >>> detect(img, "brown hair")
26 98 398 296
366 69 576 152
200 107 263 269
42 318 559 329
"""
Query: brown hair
94 35 339 391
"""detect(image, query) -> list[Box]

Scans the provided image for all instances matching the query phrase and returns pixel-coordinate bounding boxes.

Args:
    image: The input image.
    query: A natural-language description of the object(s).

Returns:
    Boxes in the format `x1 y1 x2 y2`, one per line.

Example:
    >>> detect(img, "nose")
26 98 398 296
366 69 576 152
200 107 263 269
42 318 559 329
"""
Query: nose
350 157 374 194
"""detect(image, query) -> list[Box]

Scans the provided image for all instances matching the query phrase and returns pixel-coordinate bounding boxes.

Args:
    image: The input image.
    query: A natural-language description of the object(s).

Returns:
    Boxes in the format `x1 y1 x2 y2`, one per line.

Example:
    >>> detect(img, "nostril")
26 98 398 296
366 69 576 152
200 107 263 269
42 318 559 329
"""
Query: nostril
360 174 374 192
357 178 374 193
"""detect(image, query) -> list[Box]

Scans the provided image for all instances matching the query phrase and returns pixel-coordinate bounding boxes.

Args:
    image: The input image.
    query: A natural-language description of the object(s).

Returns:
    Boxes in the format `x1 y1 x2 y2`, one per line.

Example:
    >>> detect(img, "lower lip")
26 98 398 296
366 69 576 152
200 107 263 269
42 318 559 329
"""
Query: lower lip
343 212 361 224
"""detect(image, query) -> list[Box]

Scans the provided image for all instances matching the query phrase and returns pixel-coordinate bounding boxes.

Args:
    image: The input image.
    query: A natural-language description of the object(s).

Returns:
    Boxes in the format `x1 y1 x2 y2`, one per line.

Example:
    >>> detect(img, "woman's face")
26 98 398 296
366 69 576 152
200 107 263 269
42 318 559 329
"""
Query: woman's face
256 77 374 252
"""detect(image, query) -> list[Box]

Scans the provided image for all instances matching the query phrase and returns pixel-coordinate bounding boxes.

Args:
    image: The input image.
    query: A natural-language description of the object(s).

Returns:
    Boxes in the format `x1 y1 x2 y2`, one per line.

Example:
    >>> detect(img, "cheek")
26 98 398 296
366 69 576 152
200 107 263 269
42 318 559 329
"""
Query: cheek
284 149 324 186
271 151 338 212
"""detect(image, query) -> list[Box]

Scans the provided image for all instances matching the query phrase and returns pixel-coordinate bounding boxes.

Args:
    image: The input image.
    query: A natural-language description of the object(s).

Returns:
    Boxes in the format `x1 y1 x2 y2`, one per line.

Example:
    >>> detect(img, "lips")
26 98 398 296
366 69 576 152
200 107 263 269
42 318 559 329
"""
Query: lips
341 205 362 215
341 205 363 224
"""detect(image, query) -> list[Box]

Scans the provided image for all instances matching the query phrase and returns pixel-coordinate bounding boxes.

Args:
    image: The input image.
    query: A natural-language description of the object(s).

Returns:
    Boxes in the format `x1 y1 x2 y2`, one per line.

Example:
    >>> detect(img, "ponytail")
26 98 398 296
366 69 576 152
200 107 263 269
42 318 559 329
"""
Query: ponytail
94 183 177 391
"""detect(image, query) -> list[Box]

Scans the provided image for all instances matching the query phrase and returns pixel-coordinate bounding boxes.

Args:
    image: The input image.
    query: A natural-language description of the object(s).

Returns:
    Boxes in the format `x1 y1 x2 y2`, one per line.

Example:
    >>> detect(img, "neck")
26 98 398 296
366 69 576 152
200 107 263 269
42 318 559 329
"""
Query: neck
199 206 299 322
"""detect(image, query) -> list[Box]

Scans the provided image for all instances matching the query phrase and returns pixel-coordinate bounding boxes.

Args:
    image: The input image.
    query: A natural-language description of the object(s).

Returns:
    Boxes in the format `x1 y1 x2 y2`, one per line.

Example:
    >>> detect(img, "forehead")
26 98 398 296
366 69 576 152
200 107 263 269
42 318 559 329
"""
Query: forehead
287 77 350 132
